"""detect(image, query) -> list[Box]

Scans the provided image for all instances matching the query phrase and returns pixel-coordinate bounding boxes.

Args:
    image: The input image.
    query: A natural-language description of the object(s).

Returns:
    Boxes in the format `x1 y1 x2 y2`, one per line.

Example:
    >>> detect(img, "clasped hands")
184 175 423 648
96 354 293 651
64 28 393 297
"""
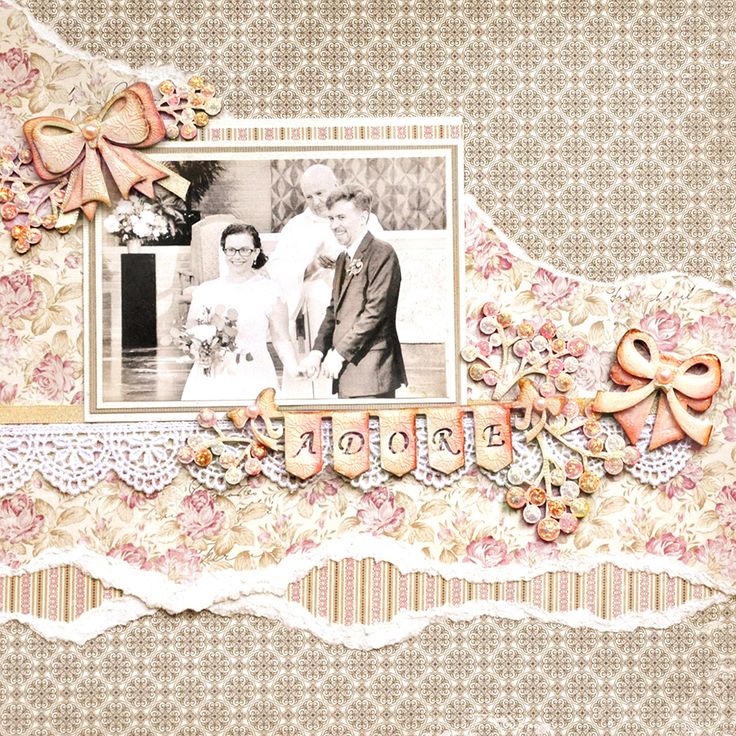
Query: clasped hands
317 253 337 269
298 349 344 380
305 252 337 279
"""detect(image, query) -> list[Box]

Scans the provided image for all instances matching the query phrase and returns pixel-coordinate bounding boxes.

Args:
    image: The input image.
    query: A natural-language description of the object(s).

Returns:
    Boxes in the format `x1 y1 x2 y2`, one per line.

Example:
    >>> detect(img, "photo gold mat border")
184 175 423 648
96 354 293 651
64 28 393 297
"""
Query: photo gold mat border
0 406 84 424
85 141 463 421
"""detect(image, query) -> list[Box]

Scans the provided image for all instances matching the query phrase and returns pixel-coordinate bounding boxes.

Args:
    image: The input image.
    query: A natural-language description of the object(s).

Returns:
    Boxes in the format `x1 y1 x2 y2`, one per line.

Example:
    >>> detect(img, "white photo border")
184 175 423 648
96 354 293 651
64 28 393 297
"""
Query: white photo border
85 117 465 421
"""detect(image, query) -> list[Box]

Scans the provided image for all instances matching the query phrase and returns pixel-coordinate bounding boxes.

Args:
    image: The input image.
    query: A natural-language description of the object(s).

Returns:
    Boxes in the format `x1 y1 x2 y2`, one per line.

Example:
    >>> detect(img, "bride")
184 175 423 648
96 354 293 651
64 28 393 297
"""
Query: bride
181 222 299 402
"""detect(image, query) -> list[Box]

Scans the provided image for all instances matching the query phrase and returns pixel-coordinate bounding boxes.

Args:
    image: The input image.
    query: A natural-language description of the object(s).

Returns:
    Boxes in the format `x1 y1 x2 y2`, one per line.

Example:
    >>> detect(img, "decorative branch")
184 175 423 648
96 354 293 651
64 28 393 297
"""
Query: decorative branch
0 144 68 253
463 303 640 542
177 391 284 487
155 76 222 141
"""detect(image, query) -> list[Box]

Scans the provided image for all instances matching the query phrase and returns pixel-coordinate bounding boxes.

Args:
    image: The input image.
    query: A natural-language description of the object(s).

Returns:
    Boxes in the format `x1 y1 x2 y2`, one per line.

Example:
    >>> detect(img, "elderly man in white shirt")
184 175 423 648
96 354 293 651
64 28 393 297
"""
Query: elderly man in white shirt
268 164 383 348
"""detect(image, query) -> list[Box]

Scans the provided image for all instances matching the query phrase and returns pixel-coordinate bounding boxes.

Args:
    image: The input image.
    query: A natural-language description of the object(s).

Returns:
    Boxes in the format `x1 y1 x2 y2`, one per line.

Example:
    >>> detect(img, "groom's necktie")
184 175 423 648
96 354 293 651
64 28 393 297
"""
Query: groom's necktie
337 253 349 294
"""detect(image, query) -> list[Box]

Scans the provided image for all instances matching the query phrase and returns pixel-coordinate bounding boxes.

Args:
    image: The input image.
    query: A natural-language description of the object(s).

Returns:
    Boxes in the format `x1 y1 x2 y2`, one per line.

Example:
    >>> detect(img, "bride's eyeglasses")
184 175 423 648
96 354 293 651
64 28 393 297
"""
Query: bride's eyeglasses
223 246 255 259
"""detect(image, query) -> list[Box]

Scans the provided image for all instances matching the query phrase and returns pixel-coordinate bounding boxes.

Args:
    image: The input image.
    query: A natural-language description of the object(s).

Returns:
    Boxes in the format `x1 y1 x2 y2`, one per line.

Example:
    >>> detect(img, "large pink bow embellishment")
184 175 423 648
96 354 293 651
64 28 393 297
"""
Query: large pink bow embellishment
592 330 721 450
23 83 185 219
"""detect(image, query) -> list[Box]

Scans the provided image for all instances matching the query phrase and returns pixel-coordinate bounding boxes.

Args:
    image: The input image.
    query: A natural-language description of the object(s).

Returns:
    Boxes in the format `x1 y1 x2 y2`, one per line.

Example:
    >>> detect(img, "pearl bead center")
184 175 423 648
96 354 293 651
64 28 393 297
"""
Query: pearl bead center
82 122 99 142
656 367 674 384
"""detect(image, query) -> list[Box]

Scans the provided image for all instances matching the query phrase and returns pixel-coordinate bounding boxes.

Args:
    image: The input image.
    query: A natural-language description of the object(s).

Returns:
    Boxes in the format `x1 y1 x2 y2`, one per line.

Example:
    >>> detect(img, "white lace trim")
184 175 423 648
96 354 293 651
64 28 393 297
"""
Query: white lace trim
1 535 732 613
0 410 692 496
0 414 498 495
628 413 696 485
0 421 193 496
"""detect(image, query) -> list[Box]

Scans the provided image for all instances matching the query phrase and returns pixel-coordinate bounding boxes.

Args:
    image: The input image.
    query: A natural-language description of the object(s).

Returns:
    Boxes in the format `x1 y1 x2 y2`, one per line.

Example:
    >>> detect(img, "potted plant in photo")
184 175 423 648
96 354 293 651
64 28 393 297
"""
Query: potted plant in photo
161 160 224 244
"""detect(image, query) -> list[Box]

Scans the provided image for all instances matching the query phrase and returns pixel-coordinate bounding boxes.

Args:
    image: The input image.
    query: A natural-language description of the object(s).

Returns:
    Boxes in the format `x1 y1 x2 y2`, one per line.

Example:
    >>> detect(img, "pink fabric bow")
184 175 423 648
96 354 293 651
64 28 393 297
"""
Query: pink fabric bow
592 329 721 449
23 82 173 219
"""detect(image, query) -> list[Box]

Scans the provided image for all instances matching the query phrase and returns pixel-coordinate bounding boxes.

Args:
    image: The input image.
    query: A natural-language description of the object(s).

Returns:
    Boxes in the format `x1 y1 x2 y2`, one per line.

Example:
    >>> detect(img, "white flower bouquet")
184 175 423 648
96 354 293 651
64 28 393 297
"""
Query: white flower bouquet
174 306 239 377
103 193 184 245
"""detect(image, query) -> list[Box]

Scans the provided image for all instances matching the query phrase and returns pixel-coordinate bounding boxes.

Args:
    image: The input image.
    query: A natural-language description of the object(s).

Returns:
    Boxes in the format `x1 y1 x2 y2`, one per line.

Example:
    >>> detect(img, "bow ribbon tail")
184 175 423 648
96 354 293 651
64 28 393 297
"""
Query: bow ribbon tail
62 149 110 219
99 141 190 201
614 396 658 446
648 392 686 449
593 381 657 445
659 388 714 447
98 139 168 199
138 153 190 201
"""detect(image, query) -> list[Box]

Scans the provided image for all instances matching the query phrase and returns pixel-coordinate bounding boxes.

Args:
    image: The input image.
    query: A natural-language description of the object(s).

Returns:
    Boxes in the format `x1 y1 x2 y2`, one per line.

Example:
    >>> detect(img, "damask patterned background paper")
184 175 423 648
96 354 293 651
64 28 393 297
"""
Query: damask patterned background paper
1 605 735 736
15 0 736 282
1 0 736 734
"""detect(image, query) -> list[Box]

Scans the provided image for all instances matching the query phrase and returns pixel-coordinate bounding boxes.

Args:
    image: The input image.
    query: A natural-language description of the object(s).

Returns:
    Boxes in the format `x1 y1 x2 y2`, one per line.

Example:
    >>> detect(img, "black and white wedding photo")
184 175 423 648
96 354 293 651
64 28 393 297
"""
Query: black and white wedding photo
87 128 462 417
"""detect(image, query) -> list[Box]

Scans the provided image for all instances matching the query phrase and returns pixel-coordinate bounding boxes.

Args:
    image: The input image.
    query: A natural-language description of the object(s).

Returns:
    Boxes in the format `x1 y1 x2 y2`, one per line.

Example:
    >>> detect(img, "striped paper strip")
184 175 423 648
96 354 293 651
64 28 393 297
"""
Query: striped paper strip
0 563 717 626
204 122 462 144
289 561 717 625
0 567 123 622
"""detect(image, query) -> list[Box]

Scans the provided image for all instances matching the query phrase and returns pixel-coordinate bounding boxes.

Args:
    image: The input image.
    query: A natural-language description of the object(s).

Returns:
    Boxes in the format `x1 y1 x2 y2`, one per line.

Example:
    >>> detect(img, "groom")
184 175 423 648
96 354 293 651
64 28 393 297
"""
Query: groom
299 185 406 399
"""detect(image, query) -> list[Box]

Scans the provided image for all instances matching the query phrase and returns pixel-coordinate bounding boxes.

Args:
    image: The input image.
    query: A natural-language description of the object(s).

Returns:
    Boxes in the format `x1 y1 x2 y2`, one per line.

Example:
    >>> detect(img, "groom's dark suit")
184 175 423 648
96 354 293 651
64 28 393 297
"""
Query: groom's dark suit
312 231 407 398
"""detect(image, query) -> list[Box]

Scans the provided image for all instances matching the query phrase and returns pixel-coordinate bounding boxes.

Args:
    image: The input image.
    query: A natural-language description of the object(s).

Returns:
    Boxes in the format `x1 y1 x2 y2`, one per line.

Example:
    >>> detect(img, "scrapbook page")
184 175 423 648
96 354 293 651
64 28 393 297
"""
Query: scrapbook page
0 1 735 735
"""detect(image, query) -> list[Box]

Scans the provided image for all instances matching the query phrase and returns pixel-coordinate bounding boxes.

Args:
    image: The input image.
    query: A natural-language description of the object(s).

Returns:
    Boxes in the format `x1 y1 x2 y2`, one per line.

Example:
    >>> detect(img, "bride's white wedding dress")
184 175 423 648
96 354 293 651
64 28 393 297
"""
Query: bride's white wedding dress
181 274 284 402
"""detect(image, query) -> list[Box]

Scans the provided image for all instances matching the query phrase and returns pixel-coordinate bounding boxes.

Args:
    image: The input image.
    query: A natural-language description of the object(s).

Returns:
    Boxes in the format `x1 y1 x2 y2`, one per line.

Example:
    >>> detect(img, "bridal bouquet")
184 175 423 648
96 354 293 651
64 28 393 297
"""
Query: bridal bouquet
175 306 238 376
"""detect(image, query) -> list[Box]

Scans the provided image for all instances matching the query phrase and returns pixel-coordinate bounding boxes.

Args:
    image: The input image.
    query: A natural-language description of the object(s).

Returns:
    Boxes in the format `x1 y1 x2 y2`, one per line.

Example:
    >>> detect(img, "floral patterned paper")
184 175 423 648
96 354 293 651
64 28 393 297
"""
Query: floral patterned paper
2 426 735 593
1 0 734 731
0 10 132 405
0 5 735 600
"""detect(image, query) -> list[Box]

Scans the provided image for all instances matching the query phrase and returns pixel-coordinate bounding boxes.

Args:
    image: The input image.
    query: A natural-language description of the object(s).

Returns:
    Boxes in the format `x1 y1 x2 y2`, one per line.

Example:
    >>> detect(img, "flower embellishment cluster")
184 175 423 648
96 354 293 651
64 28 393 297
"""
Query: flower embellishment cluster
461 302 588 402
156 76 222 141
463 303 641 542
505 382 640 542
178 402 283 487
0 143 67 253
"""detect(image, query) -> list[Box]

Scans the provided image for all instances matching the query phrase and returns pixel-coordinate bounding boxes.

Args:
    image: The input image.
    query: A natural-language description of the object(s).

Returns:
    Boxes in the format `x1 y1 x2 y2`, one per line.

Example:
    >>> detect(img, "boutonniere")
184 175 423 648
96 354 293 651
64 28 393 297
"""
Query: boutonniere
346 258 363 276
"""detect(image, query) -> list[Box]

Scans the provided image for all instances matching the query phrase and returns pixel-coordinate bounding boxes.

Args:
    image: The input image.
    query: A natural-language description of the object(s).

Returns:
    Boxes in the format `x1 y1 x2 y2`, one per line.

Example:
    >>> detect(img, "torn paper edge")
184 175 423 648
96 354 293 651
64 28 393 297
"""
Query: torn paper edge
0 534 732 615
209 591 731 650
0 595 154 644
0 587 727 646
